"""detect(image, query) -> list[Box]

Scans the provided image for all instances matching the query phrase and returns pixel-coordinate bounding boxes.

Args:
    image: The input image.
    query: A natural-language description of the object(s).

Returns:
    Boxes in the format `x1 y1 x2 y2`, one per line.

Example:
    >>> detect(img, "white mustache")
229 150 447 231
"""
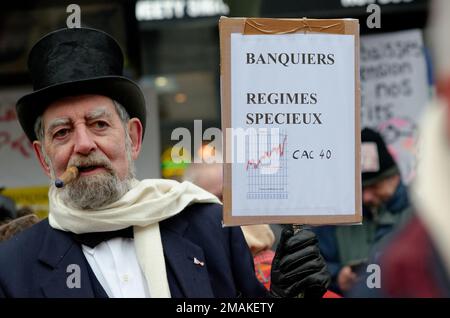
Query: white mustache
68 153 114 173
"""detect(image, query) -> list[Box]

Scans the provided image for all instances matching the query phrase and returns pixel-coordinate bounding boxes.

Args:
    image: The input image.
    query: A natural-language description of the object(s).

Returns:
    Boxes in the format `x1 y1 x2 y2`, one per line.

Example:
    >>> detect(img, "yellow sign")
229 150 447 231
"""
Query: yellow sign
2 186 49 219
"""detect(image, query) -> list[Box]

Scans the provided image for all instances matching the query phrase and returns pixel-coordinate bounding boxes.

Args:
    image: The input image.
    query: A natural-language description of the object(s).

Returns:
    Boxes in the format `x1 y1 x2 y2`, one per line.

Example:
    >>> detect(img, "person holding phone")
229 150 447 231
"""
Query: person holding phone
313 128 412 295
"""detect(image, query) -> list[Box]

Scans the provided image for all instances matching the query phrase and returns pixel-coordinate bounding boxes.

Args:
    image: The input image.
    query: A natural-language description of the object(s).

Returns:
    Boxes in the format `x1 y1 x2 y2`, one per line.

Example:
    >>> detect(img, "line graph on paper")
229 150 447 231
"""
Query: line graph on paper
246 129 288 200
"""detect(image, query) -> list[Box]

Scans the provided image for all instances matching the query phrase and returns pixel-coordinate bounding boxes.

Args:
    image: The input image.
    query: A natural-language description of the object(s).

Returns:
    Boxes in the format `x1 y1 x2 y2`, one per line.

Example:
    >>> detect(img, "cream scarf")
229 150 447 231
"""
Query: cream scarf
412 100 450 277
48 179 221 298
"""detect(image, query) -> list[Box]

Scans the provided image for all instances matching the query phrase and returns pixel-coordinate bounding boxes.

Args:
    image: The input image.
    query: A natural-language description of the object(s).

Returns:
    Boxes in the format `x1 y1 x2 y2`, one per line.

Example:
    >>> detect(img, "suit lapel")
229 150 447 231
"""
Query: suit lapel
161 220 214 298
37 219 214 298
38 223 99 298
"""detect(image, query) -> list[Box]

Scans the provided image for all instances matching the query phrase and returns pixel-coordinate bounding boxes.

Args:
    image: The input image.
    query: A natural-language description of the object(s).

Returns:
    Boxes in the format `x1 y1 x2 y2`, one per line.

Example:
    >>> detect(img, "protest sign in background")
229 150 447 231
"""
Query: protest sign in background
360 29 430 184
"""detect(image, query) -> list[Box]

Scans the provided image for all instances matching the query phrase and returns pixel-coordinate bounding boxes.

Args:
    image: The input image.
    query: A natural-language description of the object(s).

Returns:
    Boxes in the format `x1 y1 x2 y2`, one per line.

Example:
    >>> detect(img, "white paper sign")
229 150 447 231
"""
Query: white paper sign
360 29 429 183
230 33 356 217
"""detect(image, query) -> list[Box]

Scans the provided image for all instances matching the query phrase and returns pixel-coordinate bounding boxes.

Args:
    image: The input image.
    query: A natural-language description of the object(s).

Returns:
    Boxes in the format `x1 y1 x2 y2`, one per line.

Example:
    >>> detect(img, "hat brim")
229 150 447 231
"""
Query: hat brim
362 166 400 187
16 76 147 141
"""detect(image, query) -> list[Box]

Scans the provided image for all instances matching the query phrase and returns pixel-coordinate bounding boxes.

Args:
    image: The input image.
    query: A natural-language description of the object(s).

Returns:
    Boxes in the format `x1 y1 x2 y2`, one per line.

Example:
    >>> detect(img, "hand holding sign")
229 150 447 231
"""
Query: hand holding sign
270 226 330 298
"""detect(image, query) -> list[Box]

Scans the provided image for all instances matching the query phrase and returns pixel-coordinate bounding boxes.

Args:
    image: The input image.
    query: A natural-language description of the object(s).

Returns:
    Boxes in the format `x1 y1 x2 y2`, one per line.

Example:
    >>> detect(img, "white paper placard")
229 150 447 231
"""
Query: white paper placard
360 29 429 184
229 33 357 217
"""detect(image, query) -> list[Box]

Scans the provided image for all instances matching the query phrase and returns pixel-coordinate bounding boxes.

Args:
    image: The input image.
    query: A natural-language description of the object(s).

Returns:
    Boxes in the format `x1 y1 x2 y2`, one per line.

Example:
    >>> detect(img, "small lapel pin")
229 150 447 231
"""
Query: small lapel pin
193 257 205 267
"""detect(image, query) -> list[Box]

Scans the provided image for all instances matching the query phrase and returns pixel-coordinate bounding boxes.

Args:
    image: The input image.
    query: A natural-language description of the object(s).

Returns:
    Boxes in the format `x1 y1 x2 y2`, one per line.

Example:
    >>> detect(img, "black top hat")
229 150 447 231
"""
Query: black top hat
16 28 146 141
361 128 399 187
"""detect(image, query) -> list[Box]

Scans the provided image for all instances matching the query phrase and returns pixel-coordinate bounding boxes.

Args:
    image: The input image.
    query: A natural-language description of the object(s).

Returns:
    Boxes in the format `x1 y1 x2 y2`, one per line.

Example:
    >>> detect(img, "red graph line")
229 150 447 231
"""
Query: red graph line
246 135 287 170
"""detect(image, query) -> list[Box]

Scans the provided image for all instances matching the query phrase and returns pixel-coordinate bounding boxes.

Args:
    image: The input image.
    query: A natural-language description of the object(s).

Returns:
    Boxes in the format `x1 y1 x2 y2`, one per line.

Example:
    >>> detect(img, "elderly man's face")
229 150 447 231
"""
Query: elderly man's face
33 95 142 208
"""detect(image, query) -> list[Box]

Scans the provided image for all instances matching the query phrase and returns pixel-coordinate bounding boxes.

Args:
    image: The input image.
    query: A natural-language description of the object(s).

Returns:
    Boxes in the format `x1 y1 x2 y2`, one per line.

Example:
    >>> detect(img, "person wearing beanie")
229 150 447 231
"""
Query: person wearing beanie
361 128 400 188
313 128 412 296
351 0 450 298
360 128 408 216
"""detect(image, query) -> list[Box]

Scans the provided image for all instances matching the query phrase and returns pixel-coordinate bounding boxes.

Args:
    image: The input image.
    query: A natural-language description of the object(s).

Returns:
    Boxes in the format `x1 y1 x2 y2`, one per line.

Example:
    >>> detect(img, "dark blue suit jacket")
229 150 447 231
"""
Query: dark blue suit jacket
0 203 267 298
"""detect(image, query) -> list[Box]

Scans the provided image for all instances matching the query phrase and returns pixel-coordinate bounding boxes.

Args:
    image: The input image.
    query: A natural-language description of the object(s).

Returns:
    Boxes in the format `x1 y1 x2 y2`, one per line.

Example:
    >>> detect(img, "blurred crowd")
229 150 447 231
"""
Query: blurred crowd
0 195 39 241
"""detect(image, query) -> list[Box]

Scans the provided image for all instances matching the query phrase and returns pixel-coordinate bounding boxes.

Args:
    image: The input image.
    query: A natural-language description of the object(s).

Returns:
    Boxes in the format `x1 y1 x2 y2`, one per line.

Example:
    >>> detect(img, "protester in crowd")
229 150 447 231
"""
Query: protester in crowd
352 0 450 297
314 128 411 295
0 27 330 298
352 94 450 297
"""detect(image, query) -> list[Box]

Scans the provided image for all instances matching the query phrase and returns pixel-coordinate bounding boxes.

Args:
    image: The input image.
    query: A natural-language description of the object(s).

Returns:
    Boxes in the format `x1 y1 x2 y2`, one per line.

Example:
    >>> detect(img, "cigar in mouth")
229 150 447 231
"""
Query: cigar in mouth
55 166 79 188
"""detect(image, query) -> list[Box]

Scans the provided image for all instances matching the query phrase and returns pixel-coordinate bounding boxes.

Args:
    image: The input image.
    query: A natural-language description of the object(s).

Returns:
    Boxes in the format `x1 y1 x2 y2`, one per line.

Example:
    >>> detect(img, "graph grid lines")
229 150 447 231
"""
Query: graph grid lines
246 130 288 200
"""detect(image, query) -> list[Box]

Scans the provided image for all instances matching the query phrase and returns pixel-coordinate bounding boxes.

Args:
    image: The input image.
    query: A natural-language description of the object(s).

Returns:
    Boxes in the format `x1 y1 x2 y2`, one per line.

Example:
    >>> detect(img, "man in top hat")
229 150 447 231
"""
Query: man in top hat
313 128 411 295
0 27 330 298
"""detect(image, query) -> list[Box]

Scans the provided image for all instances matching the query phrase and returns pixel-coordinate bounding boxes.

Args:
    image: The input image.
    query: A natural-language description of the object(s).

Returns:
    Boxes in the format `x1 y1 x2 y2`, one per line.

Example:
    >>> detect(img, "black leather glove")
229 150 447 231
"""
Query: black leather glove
270 226 331 298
